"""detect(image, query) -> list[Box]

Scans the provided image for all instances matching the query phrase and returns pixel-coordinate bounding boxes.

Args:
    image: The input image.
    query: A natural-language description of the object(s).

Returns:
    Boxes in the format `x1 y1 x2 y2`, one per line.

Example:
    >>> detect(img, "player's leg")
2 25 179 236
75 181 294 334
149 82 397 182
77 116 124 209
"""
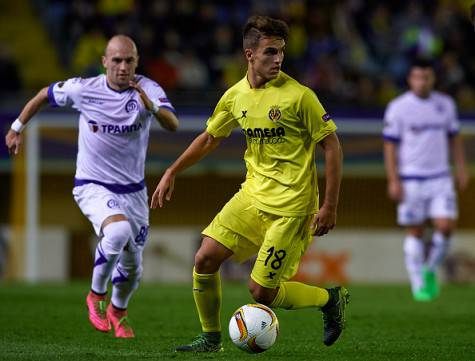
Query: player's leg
175 236 232 352
403 226 430 300
249 214 349 346
428 218 454 271
107 189 150 338
176 190 256 352
425 177 457 298
398 180 429 300
108 247 143 338
73 184 133 332
87 215 133 331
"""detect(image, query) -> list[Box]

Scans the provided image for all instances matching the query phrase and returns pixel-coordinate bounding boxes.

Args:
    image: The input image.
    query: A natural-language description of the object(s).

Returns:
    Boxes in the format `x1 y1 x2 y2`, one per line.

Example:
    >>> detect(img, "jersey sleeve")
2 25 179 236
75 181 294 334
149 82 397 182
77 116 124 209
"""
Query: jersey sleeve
298 88 337 143
140 77 175 112
47 77 82 108
382 101 401 142
206 92 239 138
446 97 460 137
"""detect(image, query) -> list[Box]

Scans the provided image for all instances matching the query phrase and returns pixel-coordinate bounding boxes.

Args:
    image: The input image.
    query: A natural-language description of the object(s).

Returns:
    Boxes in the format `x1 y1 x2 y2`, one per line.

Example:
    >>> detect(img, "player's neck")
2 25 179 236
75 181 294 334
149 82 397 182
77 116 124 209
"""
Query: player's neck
247 70 269 89
106 77 130 92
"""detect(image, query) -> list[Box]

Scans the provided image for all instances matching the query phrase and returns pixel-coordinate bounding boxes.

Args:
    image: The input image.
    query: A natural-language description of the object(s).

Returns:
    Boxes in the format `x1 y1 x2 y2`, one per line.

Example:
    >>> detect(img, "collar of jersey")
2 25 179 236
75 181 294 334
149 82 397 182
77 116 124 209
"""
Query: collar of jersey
244 71 281 90
104 75 133 94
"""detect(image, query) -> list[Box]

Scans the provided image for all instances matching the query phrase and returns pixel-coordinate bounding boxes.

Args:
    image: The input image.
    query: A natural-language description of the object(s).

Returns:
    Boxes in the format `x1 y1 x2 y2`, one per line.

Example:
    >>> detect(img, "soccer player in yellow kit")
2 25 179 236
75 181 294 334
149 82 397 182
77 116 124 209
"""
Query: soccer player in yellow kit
151 15 349 352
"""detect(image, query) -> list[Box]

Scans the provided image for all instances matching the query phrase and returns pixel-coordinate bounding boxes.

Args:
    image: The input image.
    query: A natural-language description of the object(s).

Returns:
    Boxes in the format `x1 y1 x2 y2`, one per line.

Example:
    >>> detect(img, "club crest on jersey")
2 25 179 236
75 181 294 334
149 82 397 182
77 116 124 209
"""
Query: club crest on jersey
88 120 99 132
107 199 120 209
268 105 282 123
125 99 139 113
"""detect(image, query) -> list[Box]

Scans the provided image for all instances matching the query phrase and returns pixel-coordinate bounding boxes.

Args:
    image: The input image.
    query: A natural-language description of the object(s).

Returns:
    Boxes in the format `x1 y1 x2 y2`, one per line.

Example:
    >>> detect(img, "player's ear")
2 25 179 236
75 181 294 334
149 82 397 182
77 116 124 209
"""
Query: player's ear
102 55 107 69
244 48 253 62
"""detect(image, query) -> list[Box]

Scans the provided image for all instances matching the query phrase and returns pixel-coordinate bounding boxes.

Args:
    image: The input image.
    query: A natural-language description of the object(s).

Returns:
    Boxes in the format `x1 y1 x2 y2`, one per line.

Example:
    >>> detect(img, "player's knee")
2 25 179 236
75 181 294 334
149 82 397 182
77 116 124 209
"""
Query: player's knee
435 224 454 238
406 227 424 239
102 220 133 254
194 250 221 273
249 284 276 306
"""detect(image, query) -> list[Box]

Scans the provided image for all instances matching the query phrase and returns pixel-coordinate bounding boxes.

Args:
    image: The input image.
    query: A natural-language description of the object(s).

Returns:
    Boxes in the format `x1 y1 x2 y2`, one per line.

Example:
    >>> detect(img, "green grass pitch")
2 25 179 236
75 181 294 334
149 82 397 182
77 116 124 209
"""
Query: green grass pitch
1 282 474 360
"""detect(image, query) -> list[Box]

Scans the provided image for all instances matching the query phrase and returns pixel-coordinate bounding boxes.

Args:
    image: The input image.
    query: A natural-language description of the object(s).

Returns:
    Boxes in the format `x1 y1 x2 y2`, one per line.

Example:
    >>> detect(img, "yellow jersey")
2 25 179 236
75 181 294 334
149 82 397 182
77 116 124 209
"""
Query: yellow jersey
206 71 337 216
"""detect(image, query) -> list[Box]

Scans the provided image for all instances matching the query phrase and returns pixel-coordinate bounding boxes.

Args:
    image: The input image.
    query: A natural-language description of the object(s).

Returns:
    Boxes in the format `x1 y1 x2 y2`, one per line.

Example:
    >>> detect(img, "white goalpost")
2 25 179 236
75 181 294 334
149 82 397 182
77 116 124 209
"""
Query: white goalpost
15 113 475 281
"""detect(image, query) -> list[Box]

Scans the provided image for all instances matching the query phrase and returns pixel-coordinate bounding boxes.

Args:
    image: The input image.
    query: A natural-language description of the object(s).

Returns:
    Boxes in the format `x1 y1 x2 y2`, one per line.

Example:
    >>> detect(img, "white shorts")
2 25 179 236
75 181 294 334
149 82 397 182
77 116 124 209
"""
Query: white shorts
397 176 457 226
73 183 149 252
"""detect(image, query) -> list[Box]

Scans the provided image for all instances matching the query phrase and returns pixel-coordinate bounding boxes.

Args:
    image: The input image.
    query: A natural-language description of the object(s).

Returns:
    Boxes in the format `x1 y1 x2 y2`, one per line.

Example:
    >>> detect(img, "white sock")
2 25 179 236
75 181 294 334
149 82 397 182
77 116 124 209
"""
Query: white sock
111 250 143 309
427 231 451 272
91 242 119 294
91 221 132 294
403 235 425 292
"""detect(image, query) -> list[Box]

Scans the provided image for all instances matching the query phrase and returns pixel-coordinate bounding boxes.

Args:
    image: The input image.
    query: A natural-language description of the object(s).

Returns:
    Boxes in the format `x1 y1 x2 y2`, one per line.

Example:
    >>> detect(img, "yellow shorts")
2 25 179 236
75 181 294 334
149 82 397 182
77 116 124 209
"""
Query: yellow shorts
202 189 314 288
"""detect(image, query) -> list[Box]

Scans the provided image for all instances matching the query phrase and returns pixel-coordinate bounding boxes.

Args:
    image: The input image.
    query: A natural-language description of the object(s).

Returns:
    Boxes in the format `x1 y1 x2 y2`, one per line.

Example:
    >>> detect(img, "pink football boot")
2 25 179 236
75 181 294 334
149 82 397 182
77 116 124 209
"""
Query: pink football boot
107 303 135 338
86 291 111 332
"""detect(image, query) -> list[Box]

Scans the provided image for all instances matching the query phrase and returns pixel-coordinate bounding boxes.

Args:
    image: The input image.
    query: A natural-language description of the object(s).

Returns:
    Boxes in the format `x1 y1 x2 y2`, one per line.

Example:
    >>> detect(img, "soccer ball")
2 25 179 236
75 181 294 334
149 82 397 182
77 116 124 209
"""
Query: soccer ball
228 303 279 353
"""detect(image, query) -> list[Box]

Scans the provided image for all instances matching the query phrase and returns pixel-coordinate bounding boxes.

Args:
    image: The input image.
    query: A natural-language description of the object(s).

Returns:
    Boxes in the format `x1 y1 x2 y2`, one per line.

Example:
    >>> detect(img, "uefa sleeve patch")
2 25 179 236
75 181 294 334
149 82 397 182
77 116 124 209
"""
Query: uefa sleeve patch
322 113 332 122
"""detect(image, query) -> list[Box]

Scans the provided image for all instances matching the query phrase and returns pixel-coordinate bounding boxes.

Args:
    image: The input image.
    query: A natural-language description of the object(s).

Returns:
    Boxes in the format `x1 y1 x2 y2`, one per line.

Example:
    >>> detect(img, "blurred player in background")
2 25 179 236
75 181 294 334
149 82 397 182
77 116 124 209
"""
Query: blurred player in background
151 15 348 352
5 35 179 337
383 59 469 301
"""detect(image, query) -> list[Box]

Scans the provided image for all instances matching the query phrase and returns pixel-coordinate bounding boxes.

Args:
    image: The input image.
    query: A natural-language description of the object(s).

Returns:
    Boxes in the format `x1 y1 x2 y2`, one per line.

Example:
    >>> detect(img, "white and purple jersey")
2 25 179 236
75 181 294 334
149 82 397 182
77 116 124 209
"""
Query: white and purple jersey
383 91 459 180
48 74 174 193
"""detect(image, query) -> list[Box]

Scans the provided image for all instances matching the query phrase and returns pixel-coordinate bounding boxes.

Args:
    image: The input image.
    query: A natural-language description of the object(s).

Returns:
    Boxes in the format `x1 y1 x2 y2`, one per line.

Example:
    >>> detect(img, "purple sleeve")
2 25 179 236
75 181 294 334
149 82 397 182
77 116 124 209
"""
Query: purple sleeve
47 82 59 107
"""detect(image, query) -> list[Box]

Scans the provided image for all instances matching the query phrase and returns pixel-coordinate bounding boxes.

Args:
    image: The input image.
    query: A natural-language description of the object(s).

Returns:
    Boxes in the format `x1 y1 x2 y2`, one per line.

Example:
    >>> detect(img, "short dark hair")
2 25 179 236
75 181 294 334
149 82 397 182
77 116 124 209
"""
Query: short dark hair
410 58 434 70
242 15 289 50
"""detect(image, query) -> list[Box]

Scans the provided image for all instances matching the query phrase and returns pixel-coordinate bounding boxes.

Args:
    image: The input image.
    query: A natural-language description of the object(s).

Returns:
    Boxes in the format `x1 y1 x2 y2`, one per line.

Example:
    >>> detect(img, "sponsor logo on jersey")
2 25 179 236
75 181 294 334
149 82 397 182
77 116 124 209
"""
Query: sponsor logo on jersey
242 127 287 144
88 120 99 133
125 99 139 113
101 122 143 134
87 120 144 134
268 105 282 122
85 96 104 105
410 124 445 133
322 113 332 122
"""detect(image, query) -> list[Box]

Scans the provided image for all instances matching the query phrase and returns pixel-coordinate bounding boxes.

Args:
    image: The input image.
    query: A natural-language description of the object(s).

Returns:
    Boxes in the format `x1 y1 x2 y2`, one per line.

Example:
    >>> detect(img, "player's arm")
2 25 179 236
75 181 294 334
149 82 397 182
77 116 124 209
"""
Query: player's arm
150 131 224 209
5 86 49 155
129 80 178 131
449 134 469 192
153 107 179 132
312 132 342 237
383 141 402 202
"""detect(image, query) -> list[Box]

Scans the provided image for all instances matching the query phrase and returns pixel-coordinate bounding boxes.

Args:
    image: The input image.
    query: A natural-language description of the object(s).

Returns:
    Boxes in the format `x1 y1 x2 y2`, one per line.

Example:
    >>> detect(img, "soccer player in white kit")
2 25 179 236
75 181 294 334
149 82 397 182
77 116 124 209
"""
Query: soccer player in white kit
383 59 469 301
5 35 179 337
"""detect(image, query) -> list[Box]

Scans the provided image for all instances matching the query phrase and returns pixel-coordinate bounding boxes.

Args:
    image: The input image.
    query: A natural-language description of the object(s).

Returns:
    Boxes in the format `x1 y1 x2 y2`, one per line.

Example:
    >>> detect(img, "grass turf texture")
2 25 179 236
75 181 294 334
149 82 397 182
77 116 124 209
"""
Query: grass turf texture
1 283 474 360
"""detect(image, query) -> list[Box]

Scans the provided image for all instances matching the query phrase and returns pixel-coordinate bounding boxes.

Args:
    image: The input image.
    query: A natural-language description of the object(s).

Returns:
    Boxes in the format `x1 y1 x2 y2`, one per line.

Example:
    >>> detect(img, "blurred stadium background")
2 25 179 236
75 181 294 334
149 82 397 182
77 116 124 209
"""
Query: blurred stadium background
0 0 475 286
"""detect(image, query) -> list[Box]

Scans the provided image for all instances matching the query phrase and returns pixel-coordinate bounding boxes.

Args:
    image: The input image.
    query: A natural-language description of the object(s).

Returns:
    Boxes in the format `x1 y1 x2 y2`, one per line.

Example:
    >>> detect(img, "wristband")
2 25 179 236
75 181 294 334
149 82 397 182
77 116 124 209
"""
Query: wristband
11 118 26 133
150 101 160 114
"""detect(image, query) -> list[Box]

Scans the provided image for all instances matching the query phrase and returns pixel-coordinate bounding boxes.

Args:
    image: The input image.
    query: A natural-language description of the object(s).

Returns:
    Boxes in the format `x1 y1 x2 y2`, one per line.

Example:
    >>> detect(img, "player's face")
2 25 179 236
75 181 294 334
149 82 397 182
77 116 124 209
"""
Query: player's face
408 67 435 98
102 43 138 90
247 36 285 82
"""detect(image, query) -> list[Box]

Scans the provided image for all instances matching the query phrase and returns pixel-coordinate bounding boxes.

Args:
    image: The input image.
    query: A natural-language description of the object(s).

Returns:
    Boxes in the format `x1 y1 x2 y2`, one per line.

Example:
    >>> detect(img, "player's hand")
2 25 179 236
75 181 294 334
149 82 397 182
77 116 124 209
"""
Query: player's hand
311 204 336 237
5 129 22 155
150 169 175 209
129 80 154 112
387 179 402 202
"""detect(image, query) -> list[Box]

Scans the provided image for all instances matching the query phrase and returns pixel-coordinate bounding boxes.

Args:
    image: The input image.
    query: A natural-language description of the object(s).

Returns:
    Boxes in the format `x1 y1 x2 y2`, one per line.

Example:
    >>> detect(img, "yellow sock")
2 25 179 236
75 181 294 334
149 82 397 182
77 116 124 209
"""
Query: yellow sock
269 281 329 310
193 268 222 332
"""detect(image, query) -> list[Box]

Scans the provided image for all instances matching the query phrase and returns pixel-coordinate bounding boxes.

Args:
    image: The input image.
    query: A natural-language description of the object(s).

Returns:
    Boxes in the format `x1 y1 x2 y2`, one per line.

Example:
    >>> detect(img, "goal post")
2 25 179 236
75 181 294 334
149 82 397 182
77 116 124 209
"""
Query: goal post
6 112 475 281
